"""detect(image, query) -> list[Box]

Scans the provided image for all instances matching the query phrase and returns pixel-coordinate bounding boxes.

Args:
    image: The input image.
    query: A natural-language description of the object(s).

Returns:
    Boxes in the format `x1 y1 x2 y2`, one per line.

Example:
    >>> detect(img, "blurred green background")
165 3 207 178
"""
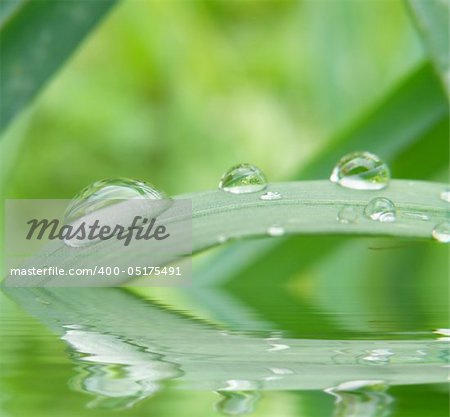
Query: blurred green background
1 0 431 198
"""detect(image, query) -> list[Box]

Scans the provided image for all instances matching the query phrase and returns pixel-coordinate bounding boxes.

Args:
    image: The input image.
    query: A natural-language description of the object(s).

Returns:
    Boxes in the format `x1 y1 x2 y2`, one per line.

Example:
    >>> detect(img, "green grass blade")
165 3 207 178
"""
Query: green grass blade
4 180 448 286
408 0 450 93
0 0 117 132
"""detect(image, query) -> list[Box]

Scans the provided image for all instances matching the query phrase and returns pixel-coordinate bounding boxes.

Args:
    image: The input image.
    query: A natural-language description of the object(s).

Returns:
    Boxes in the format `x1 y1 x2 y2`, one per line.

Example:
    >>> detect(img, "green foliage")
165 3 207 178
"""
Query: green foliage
0 0 116 131
408 0 450 93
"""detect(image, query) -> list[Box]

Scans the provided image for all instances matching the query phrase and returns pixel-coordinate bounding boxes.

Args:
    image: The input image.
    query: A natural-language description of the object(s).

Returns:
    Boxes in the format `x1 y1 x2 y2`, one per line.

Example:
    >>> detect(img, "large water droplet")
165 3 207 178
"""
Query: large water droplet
64 178 170 247
337 205 358 224
267 225 285 237
432 221 450 243
260 191 282 201
219 163 267 194
440 188 450 203
65 178 166 223
364 198 396 222
330 151 390 190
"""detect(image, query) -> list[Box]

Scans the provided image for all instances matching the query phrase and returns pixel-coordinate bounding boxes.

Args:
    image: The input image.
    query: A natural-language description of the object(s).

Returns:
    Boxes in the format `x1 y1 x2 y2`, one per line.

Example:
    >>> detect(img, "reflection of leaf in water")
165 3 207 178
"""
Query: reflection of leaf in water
3 287 449 412
325 380 393 417
215 390 261 416
62 329 181 409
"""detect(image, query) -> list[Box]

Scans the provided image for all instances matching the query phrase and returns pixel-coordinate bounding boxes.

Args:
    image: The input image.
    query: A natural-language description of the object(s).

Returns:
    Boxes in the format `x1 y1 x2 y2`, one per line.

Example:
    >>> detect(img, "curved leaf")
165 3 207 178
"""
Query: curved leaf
0 0 117 132
4 179 448 286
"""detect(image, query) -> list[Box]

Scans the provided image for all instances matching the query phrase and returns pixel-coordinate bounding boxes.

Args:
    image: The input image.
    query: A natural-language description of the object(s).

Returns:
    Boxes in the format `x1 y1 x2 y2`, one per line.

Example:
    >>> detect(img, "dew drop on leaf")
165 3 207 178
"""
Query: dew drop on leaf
432 221 450 243
267 225 285 237
337 205 358 224
217 235 228 244
260 191 282 201
65 178 167 222
330 151 390 190
439 188 450 203
219 163 267 194
64 178 170 247
364 197 396 222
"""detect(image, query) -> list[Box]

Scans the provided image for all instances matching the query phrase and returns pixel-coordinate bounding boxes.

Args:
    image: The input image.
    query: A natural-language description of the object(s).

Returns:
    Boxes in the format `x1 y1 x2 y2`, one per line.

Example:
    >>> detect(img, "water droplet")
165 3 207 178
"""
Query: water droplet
260 191 282 201
269 367 293 375
403 211 429 221
267 225 285 237
219 163 267 194
337 205 358 224
432 222 450 243
64 178 170 247
440 188 450 203
217 235 228 244
364 198 396 222
63 324 85 330
330 151 390 190
360 349 394 365
65 178 167 222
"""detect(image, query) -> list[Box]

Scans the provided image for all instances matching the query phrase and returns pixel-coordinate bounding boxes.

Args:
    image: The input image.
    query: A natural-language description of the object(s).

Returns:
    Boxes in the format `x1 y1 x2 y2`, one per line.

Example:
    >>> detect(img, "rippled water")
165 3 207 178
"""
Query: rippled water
0 283 448 417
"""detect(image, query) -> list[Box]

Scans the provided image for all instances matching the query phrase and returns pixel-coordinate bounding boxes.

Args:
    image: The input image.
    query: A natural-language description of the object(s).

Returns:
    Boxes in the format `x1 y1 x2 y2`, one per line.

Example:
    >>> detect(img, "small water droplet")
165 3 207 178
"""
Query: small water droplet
64 178 170 247
260 191 282 201
217 235 228 244
432 222 450 243
440 188 450 203
360 349 394 365
35 297 50 305
270 367 293 375
364 197 396 222
337 205 358 224
219 163 267 194
402 211 429 221
267 225 285 237
330 151 390 190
